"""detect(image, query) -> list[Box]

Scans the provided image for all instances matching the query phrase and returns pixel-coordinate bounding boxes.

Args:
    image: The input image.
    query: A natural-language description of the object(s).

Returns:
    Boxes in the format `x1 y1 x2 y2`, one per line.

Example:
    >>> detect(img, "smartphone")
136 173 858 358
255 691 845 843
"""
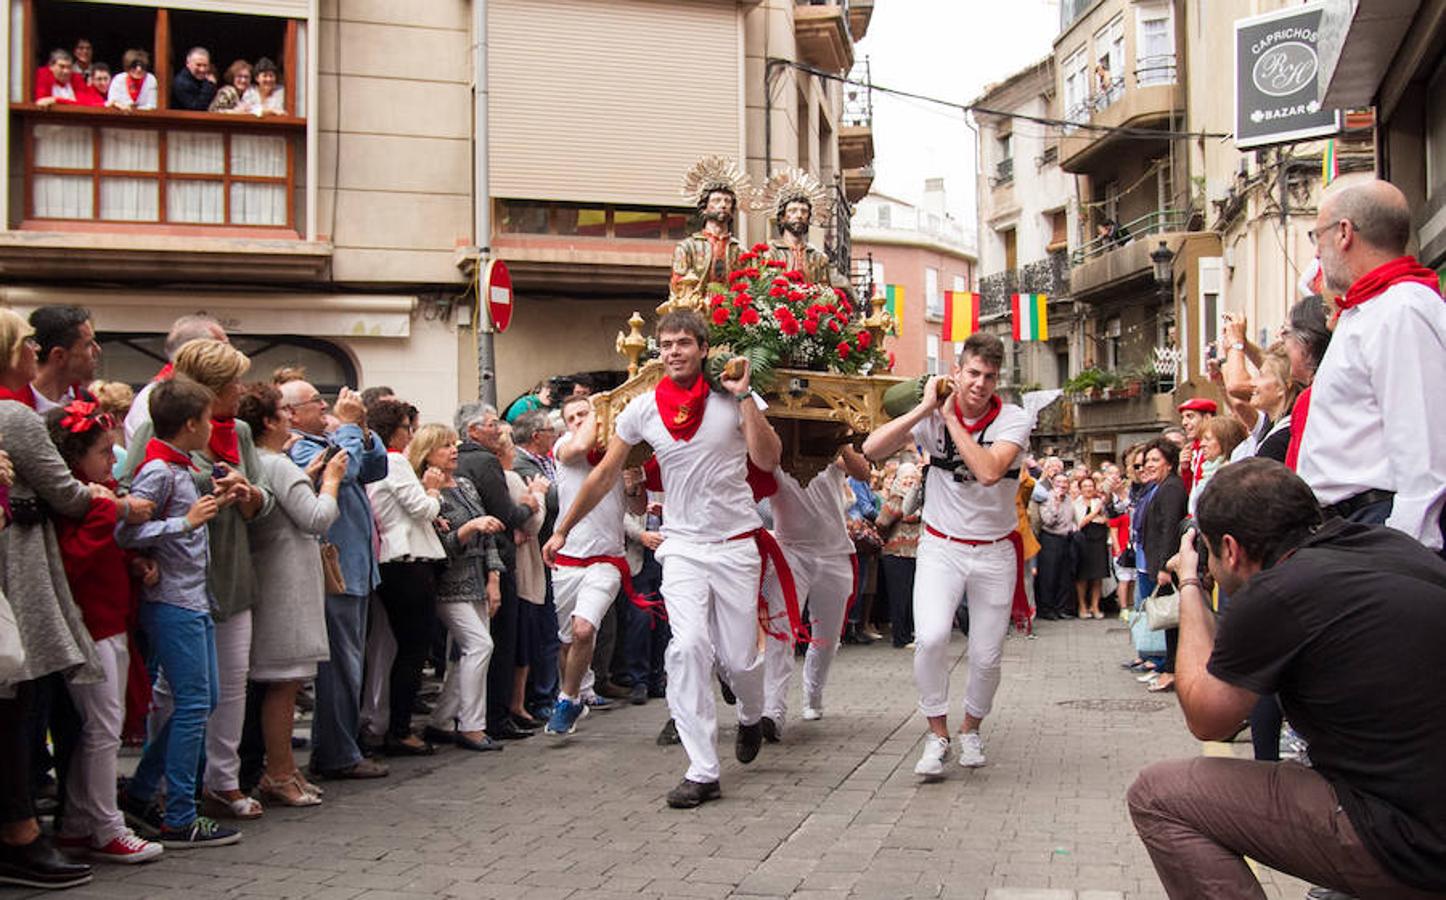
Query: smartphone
321 445 342 465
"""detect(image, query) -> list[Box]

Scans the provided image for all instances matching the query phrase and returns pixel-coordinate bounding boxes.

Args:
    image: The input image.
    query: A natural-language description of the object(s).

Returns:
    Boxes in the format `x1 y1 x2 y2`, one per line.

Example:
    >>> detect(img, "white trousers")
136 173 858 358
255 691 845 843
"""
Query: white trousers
762 549 854 723
360 593 395 740
152 609 251 792
553 563 622 699
63 634 128 843
430 600 493 733
913 532 1016 720
657 538 764 784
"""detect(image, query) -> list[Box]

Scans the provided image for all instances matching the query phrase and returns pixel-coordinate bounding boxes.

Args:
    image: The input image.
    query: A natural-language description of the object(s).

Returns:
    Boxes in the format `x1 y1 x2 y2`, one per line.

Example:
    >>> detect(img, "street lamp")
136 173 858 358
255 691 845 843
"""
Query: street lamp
1149 240 1174 300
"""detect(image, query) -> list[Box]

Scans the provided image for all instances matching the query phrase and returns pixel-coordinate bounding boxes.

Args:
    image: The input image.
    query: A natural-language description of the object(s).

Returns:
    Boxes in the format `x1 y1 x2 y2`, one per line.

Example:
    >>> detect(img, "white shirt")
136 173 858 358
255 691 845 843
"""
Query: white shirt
31 383 82 415
553 430 625 558
1230 410 1270 463
1298 281 1446 550
125 380 158 444
106 72 158 110
615 389 761 542
770 464 853 558
911 402 1031 541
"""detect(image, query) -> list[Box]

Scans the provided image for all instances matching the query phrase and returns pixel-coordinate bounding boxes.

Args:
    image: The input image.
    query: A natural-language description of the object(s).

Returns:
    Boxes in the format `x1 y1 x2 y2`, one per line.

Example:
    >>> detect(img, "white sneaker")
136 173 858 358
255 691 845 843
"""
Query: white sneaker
1137 671 1160 683
957 730 986 768
801 706 823 721
914 734 950 777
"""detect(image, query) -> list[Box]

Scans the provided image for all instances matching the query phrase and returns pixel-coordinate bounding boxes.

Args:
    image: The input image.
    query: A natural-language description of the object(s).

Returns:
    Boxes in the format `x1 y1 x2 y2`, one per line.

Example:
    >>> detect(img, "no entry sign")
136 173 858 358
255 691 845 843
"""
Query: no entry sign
483 258 514 333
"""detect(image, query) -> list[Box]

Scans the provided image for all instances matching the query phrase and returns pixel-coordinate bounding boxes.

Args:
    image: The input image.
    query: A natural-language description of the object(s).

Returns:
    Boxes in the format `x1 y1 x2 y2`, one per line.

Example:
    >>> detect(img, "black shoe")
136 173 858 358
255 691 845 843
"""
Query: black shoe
422 725 457 745
0 836 93 889
454 733 504 752
629 683 648 706
656 718 681 746
491 721 534 741
510 712 543 731
666 778 721 809
383 734 436 756
647 684 667 700
118 790 163 839
717 675 736 706
760 716 781 744
736 721 763 764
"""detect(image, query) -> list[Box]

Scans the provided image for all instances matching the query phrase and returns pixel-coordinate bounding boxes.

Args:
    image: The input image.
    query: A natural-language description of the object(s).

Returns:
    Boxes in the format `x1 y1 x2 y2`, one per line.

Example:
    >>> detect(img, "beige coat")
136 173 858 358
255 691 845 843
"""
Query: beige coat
505 470 546 604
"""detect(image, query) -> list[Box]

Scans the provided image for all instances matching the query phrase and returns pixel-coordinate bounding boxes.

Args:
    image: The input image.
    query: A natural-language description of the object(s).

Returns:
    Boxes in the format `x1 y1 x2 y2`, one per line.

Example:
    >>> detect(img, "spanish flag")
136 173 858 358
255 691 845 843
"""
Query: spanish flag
883 284 904 336
1011 293 1049 341
942 291 979 341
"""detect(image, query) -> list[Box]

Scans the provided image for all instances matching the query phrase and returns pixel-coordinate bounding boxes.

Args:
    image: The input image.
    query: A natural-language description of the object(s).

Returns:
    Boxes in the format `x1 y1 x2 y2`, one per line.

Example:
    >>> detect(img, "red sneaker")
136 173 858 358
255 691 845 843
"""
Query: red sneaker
89 831 163 864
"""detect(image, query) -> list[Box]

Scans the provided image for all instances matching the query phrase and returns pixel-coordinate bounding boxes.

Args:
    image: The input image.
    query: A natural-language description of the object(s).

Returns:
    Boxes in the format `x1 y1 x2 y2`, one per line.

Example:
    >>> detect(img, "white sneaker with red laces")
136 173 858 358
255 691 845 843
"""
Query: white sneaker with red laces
90 830 164 864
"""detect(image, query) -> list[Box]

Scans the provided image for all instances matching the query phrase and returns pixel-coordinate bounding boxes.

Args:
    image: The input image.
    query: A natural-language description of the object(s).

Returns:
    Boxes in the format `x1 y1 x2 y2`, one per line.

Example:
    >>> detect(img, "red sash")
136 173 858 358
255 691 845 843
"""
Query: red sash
0 384 37 409
923 523 1033 633
140 438 198 472
208 416 240 465
953 393 1001 434
735 528 809 644
654 374 710 442
555 553 666 622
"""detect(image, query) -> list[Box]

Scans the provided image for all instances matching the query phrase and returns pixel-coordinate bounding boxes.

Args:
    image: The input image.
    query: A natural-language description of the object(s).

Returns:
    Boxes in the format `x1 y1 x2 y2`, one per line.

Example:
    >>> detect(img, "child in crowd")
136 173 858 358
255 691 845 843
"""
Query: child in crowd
114 377 237 848
46 400 164 864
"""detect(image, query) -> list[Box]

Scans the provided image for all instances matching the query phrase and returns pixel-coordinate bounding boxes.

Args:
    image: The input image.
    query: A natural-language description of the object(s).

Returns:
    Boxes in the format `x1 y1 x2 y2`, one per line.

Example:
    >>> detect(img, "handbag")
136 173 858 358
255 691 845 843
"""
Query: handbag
1130 604 1167 655
0 589 26 685
320 541 347 595
847 517 883 555
1145 585 1180 631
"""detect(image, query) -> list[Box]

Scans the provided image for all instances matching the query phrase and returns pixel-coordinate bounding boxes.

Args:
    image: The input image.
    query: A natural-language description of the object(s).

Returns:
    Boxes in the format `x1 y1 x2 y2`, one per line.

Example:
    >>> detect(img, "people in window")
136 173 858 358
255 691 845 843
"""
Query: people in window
171 46 217 111
106 50 158 111
87 62 112 105
71 38 94 83
34 49 102 108
243 58 286 116
208 59 254 114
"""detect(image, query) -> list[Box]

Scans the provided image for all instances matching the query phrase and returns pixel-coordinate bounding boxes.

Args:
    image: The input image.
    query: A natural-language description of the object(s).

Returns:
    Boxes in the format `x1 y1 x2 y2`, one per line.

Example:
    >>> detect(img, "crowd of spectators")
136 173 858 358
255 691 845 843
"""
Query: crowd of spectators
31 37 287 116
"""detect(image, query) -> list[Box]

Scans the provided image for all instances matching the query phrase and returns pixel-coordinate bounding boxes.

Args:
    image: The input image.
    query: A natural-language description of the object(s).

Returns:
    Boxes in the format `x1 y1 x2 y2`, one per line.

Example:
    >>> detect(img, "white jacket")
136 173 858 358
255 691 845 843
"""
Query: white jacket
367 453 445 563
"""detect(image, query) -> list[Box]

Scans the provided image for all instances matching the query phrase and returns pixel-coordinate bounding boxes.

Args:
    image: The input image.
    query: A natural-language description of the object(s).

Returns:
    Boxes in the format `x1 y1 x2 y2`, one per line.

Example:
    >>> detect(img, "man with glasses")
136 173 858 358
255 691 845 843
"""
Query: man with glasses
281 380 390 778
1297 179 1446 553
28 306 101 413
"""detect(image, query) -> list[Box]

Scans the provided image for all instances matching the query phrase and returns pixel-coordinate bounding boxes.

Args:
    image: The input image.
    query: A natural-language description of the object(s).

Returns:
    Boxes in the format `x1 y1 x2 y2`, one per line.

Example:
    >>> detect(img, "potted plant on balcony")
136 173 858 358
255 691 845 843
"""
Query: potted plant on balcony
1064 367 1111 403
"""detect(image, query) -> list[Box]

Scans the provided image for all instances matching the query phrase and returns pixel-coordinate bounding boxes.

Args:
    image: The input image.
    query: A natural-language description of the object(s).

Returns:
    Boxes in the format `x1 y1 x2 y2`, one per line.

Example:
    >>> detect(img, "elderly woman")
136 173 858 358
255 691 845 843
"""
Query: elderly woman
1136 438 1188 693
366 398 447 756
876 460 922 647
494 430 546 728
408 425 506 752
125 339 270 819
0 308 110 889
1072 476 1111 619
238 383 347 806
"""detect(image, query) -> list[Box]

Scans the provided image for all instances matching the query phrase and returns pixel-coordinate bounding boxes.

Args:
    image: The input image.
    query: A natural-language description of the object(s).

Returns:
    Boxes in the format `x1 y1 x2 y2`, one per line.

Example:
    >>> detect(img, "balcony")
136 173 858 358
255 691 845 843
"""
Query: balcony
847 0 874 42
838 58 874 170
794 1 855 73
1069 209 1188 300
843 165 874 204
979 251 1071 318
991 157 1014 187
1072 389 1178 436
1058 61 1184 173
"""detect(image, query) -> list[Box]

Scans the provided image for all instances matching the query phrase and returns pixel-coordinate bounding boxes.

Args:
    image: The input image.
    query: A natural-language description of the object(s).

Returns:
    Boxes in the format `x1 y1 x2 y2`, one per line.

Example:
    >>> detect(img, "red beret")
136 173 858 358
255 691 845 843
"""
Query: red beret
1177 398 1218 414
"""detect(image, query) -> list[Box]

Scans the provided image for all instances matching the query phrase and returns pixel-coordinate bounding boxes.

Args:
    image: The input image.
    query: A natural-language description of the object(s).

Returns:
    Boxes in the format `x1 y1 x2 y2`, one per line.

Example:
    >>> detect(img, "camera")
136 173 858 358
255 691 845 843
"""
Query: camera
1177 517 1211 584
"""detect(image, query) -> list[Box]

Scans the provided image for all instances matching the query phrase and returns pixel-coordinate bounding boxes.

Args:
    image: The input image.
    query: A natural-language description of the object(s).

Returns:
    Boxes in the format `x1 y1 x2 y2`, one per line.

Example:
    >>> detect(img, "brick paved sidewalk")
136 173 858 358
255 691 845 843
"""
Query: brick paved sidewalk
25 617 1310 899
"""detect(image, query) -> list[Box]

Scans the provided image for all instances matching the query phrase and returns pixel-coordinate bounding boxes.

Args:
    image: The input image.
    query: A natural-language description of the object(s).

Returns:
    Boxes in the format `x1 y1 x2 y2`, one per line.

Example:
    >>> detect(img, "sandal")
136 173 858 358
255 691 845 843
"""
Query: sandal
201 788 264 819
293 770 324 798
258 773 322 807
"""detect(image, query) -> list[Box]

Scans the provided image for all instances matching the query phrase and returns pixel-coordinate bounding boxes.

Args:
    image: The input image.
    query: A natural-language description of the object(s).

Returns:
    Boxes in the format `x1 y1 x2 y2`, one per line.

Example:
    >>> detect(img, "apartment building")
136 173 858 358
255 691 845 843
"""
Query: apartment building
851 181 977 378
0 0 875 420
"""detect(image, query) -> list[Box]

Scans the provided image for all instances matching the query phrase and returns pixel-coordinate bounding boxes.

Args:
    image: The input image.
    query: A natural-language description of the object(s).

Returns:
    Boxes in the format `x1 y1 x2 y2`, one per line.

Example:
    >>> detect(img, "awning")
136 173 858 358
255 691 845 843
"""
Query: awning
1318 0 1423 110
0 288 415 338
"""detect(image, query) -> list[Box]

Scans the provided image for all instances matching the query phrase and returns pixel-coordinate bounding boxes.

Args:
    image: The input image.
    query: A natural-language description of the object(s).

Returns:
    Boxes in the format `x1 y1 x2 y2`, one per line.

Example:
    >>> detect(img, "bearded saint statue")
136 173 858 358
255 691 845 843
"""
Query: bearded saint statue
660 156 751 316
758 167 857 304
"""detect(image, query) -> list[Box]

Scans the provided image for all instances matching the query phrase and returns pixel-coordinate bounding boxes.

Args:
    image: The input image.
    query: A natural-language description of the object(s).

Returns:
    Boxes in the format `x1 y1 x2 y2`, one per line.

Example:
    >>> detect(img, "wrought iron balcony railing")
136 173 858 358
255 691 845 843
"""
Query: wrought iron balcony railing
1070 209 1188 265
978 250 1071 318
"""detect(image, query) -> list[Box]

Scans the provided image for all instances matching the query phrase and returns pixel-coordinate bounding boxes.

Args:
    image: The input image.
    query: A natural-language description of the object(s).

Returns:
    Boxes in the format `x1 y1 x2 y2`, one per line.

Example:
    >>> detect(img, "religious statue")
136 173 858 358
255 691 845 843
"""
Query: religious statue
756 167 856 304
659 156 751 316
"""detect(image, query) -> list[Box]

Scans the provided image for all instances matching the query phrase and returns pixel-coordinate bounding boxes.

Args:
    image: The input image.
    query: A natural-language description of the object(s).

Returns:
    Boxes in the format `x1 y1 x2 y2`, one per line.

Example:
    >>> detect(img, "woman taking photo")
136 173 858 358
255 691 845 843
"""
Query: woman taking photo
238 383 347 805
409 424 506 752
1136 437 1188 693
366 399 446 756
1071 475 1110 619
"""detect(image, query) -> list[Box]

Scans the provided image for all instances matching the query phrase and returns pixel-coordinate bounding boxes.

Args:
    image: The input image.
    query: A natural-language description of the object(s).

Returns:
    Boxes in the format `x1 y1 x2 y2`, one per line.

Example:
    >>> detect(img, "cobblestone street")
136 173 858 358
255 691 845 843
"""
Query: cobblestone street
28 619 1308 900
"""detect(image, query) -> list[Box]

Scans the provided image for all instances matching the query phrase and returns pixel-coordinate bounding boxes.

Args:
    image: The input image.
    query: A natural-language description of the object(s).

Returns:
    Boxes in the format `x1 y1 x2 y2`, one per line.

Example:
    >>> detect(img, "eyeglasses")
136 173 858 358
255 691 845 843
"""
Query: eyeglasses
128 62 146 71
1306 218 1349 246
285 395 325 410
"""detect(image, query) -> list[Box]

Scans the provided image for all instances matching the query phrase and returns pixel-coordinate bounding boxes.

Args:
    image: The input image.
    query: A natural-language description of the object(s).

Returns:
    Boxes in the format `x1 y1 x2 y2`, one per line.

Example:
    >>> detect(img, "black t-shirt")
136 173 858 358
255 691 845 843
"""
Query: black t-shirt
1208 520 1446 890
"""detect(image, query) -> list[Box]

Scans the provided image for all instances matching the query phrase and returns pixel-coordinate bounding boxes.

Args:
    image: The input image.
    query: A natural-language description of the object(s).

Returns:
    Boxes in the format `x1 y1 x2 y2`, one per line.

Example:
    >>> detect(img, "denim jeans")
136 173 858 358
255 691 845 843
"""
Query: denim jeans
527 582 561 709
311 592 368 771
621 552 668 692
129 602 218 829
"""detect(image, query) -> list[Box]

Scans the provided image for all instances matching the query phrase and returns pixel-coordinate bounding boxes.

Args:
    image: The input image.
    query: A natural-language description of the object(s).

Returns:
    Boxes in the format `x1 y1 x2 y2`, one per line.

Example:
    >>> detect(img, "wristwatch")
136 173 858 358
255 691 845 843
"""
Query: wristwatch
735 390 753 403
1228 342 1245 352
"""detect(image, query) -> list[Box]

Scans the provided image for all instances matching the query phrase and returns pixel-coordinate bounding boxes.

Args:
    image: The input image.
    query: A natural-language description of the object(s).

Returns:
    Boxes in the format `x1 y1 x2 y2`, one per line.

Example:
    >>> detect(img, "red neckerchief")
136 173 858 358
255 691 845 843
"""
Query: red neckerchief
208 416 240 465
1338 256 1442 311
127 74 143 102
0 384 37 408
655 374 710 442
953 394 1002 434
141 438 198 472
152 363 174 383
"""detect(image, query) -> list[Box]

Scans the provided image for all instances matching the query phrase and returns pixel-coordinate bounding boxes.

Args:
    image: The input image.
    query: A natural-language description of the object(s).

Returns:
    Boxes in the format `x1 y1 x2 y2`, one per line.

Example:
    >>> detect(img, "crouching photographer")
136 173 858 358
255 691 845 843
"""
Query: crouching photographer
1126 458 1446 899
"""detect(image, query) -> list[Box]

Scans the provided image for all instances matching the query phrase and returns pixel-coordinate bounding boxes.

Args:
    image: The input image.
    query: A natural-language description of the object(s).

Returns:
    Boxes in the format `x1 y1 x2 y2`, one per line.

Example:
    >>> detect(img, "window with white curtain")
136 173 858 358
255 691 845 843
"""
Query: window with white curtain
1062 47 1089 128
926 334 940 375
1137 4 1176 86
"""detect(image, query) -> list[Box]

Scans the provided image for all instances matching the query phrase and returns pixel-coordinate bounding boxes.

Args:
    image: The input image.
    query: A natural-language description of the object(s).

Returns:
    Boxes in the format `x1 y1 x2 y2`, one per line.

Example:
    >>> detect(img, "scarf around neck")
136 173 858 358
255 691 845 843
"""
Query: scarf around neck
655 374 711 442
953 393 1002 435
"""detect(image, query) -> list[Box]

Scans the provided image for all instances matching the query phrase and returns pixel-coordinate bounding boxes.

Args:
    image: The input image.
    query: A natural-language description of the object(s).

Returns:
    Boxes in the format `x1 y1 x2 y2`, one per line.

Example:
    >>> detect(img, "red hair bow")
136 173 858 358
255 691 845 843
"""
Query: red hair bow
59 400 116 435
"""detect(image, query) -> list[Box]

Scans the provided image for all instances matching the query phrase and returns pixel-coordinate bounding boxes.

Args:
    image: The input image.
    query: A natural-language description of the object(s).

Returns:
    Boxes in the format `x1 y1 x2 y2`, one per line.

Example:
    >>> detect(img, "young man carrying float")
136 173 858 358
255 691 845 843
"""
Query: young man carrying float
544 395 645 736
862 333 1033 778
542 310 789 808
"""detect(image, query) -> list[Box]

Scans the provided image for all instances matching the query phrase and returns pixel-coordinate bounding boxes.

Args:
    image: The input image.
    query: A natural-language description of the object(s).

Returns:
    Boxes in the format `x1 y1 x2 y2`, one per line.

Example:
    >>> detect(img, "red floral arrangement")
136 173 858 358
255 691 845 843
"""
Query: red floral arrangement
706 243 889 386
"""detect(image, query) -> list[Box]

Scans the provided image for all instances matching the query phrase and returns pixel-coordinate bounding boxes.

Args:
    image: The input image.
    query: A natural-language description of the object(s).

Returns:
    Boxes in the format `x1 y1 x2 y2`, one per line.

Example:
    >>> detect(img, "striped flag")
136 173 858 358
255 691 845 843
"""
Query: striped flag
1011 293 1049 341
1322 139 1338 186
941 291 979 341
883 284 904 336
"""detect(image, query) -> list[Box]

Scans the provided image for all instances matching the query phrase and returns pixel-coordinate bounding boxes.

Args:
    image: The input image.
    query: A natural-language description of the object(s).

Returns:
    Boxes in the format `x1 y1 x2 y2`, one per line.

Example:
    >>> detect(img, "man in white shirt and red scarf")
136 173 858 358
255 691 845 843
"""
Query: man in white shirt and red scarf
1176 398 1216 496
544 394 643 736
863 333 1033 778
759 445 871 740
1297 179 1446 553
543 309 786 809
